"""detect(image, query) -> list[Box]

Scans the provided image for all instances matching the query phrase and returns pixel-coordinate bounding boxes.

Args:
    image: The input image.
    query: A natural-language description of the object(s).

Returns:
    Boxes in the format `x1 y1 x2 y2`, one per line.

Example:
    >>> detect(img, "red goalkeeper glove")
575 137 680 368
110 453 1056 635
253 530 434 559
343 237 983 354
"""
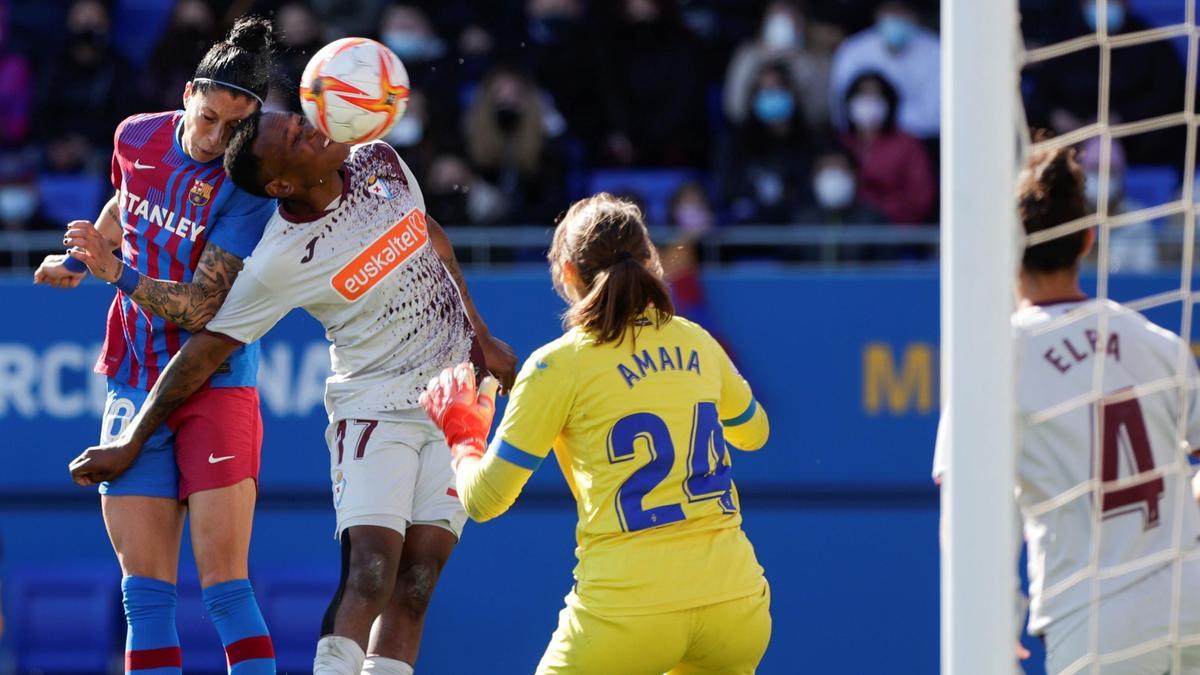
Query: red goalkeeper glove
420 362 498 471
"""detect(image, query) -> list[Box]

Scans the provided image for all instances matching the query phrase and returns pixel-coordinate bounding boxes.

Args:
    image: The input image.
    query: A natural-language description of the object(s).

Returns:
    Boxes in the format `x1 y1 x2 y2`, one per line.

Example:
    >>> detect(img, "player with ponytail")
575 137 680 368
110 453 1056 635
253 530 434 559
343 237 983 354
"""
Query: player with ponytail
422 192 774 673
39 17 279 674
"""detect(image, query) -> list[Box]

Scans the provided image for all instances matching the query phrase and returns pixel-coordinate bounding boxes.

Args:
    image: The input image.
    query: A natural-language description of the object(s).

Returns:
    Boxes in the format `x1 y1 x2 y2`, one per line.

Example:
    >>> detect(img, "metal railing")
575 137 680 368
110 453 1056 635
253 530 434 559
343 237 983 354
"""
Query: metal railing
0 225 944 274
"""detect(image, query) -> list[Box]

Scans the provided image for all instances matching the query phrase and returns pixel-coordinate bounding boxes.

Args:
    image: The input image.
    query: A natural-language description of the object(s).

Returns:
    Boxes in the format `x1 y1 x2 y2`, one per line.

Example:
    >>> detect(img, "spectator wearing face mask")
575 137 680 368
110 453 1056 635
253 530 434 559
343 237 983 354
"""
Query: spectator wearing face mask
661 181 734 343
797 147 884 226
423 153 509 229
463 66 567 225
723 1 842 137
36 0 135 155
0 152 54 233
378 4 464 141
1076 136 1159 272
1025 0 1186 166
719 61 812 225
839 72 935 225
597 0 708 166
829 0 940 140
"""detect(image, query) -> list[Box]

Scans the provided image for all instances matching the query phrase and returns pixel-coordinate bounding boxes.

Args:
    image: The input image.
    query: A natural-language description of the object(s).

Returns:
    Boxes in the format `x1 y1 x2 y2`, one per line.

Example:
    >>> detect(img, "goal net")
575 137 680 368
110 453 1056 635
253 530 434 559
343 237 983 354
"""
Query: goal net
942 1 1200 673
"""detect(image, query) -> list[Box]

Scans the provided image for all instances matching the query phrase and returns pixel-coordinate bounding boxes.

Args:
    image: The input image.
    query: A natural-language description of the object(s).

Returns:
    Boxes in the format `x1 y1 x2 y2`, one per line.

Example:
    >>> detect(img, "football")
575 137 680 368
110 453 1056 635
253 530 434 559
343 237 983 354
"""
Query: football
299 37 410 145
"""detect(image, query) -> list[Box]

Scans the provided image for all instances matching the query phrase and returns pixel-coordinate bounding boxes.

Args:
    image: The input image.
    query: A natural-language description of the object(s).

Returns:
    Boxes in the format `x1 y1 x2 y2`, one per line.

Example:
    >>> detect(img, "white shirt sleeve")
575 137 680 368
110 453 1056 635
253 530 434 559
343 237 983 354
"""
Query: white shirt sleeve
204 265 293 344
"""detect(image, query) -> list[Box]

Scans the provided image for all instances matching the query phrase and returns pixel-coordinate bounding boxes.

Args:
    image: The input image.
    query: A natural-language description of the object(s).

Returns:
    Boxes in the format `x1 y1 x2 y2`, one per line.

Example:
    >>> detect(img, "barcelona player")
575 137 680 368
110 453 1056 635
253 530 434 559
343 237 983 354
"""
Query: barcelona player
420 193 773 674
69 111 517 675
35 18 278 674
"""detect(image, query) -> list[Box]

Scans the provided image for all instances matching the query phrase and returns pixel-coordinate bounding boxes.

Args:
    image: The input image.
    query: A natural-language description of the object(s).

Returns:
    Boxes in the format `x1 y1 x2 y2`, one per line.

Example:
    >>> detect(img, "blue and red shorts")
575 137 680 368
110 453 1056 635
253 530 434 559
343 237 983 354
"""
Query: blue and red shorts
98 379 263 501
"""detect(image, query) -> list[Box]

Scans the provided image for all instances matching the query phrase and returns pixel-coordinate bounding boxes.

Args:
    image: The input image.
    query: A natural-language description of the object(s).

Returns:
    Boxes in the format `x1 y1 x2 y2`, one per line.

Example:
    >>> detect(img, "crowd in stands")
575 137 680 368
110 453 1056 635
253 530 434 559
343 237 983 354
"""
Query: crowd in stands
0 0 1193 268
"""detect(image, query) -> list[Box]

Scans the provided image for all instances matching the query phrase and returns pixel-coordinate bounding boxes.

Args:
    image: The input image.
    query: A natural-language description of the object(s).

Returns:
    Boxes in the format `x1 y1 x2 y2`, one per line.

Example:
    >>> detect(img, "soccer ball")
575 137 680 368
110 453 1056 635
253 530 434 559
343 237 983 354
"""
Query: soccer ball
299 37 410 145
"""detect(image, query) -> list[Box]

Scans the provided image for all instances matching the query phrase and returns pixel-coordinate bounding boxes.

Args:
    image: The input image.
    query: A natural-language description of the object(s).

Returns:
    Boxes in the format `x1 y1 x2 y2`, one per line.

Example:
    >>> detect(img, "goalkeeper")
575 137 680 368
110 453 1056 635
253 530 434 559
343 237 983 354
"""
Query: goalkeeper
421 193 772 674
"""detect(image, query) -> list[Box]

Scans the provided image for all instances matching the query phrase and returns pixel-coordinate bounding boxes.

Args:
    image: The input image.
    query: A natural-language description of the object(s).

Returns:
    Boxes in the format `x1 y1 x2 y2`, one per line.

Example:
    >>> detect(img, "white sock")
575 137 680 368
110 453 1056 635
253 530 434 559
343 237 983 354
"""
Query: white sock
362 656 415 675
314 635 366 675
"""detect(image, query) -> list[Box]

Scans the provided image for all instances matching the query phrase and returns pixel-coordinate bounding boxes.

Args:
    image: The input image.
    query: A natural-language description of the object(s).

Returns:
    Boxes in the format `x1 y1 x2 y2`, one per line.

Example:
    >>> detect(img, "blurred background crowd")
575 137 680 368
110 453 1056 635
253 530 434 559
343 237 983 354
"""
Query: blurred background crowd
0 0 1194 269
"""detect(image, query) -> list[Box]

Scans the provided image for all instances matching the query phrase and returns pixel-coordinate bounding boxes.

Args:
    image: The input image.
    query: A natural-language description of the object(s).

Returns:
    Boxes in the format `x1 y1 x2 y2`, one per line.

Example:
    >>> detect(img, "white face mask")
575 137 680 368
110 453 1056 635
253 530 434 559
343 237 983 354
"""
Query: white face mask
813 168 856 210
848 94 888 130
763 13 800 50
385 115 423 147
0 186 37 223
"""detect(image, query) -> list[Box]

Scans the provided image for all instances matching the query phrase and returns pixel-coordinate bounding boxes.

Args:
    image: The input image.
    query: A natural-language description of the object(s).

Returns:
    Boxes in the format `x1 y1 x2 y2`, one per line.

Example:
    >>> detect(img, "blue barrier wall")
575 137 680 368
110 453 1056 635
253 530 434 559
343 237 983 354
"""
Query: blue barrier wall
2 270 1193 674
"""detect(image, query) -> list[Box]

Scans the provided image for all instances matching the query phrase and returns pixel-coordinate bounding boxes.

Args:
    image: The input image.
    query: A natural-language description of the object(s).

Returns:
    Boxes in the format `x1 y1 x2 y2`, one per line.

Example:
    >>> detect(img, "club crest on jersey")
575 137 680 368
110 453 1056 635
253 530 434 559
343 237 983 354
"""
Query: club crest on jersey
188 179 214 207
333 470 347 507
366 174 393 200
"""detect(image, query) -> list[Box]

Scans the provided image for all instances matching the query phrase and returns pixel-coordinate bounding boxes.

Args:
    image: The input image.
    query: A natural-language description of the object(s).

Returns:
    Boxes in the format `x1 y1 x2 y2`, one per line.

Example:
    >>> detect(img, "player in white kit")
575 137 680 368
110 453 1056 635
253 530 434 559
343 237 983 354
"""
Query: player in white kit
934 145 1200 674
70 110 518 675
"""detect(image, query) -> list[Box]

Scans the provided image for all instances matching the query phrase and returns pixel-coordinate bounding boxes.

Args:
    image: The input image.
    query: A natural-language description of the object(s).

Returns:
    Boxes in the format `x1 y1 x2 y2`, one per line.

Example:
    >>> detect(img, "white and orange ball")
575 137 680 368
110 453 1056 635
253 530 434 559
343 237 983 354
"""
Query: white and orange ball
299 37 410 145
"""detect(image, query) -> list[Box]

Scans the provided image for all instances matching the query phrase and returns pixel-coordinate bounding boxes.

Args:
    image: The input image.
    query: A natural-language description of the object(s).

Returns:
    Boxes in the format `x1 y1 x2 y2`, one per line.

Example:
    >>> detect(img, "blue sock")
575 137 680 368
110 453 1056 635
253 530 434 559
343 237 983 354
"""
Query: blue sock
122 576 182 675
202 579 275 674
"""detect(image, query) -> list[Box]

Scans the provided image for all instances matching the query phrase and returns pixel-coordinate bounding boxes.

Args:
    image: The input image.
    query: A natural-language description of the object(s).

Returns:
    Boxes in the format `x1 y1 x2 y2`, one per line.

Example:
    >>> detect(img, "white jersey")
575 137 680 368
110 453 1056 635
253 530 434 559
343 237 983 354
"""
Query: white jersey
206 141 472 421
935 298 1200 635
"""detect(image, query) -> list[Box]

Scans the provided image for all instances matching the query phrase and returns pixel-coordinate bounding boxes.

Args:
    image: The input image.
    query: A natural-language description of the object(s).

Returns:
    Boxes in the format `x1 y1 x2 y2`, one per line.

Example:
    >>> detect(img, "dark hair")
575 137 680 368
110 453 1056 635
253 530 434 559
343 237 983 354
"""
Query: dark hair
845 71 899 133
549 193 675 346
224 113 270 198
739 60 808 151
192 15 275 104
1019 141 1089 273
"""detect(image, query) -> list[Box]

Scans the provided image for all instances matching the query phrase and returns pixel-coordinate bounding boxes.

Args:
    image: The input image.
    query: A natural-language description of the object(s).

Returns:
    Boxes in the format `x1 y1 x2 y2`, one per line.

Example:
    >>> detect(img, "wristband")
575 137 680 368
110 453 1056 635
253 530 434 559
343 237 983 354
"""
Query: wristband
63 256 88 273
112 264 141 295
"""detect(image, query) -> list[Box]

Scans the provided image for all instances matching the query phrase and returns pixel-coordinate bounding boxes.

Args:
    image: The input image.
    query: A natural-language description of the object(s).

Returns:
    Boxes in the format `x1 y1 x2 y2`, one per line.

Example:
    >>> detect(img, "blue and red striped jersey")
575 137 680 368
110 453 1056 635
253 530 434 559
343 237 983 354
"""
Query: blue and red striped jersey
94 111 275 391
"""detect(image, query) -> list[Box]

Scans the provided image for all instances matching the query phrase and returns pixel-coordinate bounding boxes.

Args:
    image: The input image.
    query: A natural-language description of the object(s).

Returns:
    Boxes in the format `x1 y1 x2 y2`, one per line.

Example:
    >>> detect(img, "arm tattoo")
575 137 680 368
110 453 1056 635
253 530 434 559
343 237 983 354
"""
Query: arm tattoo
427 215 488 333
439 249 472 302
131 242 245 332
126 334 237 449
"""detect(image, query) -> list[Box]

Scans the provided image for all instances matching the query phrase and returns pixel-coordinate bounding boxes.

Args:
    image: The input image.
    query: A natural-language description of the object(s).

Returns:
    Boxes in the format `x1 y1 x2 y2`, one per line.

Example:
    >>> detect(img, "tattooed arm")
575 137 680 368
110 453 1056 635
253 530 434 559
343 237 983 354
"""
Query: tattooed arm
69 331 237 485
63 220 245 332
426 214 518 391
129 244 244 331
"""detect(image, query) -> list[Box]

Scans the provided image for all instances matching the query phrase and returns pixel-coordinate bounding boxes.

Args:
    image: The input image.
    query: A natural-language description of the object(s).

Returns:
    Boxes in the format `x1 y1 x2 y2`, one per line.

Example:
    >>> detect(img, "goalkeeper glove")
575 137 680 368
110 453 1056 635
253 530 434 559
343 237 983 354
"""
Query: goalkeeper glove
420 362 498 471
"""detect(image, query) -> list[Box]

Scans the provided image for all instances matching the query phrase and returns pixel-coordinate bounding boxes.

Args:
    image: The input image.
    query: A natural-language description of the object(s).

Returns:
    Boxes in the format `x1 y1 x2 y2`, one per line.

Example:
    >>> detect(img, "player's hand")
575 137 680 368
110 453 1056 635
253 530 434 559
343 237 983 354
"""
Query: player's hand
64 220 121 283
68 441 139 486
477 332 517 394
1014 641 1031 660
420 362 499 470
32 254 86 289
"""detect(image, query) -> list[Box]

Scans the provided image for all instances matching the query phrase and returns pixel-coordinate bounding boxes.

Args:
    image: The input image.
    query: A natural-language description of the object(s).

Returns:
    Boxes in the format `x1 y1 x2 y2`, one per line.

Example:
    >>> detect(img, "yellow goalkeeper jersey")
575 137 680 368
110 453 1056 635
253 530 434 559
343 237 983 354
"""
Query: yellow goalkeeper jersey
457 313 770 616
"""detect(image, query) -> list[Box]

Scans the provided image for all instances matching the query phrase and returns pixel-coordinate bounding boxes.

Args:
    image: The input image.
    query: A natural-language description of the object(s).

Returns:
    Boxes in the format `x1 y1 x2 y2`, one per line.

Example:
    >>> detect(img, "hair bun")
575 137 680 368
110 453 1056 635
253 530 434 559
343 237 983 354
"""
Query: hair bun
227 15 274 53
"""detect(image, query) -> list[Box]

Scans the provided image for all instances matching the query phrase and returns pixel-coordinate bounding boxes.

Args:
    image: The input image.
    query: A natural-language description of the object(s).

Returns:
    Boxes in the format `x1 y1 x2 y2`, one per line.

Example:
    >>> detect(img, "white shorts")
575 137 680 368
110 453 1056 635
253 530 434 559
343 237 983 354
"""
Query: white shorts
1044 562 1200 675
325 414 467 540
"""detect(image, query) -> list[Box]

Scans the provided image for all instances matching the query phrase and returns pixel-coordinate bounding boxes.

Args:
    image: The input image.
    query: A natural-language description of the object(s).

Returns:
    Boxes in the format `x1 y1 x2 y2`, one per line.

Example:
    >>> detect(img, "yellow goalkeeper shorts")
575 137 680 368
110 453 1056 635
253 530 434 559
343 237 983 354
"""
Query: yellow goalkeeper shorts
535 582 771 675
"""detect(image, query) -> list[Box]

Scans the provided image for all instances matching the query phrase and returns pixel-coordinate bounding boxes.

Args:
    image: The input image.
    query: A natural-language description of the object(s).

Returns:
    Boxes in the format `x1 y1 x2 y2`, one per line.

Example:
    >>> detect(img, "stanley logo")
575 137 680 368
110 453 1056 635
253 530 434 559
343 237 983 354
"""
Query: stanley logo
331 209 428 301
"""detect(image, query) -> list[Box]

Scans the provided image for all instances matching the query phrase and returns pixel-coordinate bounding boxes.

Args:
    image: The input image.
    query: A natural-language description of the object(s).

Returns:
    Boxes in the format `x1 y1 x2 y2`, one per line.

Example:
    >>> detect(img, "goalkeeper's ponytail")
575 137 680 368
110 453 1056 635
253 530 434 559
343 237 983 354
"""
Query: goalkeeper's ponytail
549 193 674 348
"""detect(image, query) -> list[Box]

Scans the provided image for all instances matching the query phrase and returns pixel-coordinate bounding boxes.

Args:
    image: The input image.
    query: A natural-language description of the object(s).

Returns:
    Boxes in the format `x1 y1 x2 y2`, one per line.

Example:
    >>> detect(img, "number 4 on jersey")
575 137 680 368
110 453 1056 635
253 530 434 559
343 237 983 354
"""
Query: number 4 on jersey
1098 397 1165 529
607 402 736 532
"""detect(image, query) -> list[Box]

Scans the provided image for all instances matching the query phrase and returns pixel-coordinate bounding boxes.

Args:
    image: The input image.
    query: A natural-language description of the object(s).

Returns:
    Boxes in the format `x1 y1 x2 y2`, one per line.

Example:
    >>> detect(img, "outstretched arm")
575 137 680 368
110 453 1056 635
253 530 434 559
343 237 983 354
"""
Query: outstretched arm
420 364 534 522
426 214 517 391
33 194 122 289
65 219 245 332
69 332 237 485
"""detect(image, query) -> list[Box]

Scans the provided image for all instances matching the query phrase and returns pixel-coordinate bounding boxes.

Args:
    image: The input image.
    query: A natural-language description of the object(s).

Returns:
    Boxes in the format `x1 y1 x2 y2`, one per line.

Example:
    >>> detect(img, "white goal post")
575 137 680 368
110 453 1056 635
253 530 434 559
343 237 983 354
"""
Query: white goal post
939 0 1020 673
